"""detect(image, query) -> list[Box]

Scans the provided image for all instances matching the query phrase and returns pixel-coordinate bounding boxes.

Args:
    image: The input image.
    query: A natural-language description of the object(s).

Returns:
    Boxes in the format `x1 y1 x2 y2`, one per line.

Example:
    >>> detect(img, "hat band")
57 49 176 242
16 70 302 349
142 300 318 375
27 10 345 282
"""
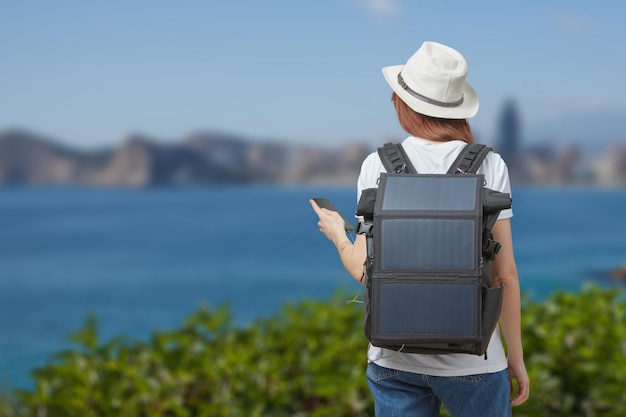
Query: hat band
397 72 464 108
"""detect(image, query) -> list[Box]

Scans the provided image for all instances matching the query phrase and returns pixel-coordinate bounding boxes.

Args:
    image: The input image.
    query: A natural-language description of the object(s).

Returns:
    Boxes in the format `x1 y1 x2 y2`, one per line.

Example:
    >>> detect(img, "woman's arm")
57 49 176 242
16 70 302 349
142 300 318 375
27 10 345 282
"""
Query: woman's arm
310 199 367 283
490 218 530 406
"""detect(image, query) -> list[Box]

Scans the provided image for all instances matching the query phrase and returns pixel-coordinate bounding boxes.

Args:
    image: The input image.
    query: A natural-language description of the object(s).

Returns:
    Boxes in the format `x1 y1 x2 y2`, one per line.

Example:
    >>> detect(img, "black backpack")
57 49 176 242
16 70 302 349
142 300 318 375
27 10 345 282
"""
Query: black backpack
355 142 512 356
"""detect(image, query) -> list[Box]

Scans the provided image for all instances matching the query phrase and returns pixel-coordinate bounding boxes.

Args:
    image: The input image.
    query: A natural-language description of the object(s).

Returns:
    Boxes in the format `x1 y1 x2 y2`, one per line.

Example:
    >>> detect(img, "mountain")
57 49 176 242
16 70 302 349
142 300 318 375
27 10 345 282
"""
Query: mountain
0 130 112 184
0 129 372 187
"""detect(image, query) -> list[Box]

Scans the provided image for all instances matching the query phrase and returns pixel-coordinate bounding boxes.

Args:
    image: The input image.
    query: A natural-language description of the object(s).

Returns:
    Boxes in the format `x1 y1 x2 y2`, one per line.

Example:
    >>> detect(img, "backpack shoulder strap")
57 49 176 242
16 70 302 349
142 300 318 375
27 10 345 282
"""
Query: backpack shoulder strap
377 142 417 174
447 143 492 174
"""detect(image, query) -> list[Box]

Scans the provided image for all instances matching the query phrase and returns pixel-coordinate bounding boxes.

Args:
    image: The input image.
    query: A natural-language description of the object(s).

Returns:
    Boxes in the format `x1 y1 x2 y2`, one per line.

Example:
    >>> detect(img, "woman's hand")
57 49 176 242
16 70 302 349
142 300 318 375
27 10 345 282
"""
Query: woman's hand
508 358 530 406
309 199 366 283
309 199 347 242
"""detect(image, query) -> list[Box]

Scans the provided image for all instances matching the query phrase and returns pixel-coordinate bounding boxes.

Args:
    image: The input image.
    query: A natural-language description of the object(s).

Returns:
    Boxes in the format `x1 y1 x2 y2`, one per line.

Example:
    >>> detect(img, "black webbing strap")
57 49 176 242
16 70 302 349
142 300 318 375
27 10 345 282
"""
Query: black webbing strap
379 142 491 175
447 144 492 174
377 142 417 174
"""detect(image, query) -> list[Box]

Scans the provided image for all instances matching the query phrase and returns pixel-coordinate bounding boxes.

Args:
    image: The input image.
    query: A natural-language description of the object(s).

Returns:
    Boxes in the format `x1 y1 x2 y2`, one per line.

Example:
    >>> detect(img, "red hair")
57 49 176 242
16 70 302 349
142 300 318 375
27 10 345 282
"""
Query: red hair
391 93 474 144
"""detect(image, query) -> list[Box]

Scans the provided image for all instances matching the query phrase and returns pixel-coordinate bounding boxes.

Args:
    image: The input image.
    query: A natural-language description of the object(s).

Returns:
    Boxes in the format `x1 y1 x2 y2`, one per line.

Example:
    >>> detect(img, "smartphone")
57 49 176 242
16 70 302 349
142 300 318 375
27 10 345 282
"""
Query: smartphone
312 197 354 231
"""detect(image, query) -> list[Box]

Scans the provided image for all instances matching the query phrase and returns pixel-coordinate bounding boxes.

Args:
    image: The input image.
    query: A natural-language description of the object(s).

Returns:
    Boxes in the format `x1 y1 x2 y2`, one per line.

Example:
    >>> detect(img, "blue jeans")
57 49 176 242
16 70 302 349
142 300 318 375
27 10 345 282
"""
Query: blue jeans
366 362 512 417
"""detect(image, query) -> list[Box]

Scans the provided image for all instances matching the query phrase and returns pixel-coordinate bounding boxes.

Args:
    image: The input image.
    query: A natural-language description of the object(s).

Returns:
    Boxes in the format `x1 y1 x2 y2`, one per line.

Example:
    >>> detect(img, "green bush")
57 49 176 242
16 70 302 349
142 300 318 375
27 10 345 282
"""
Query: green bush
3 293 371 417
1 285 625 417
515 285 626 417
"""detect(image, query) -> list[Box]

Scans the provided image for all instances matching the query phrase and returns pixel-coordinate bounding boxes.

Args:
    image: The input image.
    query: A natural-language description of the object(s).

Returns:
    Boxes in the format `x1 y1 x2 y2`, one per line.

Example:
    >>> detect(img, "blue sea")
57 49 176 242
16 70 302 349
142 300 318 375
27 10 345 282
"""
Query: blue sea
1 185 625 390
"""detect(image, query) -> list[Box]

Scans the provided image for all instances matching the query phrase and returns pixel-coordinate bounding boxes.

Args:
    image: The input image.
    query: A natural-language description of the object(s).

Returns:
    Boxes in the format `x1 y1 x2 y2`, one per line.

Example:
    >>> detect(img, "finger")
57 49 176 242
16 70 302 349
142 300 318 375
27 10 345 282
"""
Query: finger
309 199 323 216
511 395 527 406
520 381 530 403
510 380 530 406
310 199 337 219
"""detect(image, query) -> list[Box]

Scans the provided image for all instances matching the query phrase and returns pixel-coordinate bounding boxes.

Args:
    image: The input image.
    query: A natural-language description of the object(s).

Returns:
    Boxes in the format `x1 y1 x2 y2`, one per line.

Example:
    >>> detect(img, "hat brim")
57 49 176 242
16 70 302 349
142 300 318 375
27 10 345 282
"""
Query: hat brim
382 65 479 119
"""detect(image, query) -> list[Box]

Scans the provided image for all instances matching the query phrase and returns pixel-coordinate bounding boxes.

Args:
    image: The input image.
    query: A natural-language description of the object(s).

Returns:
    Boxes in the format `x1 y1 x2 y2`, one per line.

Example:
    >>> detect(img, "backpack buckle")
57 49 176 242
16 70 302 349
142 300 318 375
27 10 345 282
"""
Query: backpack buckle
355 221 374 237
484 238 501 260
394 163 407 174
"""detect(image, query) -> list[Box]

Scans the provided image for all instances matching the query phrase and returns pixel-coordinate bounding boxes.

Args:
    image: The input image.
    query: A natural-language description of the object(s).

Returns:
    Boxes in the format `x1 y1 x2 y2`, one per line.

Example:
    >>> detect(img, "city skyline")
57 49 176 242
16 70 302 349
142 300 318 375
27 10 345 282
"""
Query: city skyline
2 1 625 150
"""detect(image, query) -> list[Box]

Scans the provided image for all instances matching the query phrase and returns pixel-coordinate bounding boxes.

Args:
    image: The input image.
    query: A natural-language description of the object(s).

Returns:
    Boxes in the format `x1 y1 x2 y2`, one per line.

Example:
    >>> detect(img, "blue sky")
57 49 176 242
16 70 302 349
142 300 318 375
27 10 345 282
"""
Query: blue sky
1 0 625 149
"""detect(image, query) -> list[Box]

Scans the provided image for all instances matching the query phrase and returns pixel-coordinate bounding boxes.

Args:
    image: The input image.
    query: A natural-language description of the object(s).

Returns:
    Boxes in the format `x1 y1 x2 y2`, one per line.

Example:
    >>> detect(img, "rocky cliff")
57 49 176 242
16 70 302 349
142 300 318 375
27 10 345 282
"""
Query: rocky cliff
0 129 372 186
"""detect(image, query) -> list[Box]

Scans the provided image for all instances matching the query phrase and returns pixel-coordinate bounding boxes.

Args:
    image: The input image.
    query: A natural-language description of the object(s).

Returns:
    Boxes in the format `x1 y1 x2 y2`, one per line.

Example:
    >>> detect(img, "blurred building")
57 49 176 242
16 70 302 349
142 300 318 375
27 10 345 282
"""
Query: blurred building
590 145 626 186
494 99 521 164
491 99 626 186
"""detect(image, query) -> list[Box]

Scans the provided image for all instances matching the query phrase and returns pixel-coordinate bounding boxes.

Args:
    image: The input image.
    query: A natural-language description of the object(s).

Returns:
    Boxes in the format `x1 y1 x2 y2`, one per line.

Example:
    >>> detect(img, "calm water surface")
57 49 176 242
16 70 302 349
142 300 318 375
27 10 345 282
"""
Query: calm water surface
1 185 624 389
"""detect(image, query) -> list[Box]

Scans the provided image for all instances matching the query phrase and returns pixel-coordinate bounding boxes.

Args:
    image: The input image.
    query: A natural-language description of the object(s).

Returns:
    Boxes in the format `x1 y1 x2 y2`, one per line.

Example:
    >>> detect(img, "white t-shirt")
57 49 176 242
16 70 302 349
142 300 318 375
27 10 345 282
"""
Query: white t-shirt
357 136 511 377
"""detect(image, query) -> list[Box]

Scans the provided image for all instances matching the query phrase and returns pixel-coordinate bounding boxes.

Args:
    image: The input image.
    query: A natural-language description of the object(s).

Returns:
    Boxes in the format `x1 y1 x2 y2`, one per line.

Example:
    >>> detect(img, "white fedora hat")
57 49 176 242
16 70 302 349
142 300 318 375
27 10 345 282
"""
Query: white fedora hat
382 41 479 119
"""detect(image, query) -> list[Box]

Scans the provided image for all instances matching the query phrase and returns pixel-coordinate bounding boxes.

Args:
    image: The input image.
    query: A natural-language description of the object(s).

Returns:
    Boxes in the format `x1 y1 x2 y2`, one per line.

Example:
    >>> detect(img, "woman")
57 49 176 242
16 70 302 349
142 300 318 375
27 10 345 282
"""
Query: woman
310 41 529 416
